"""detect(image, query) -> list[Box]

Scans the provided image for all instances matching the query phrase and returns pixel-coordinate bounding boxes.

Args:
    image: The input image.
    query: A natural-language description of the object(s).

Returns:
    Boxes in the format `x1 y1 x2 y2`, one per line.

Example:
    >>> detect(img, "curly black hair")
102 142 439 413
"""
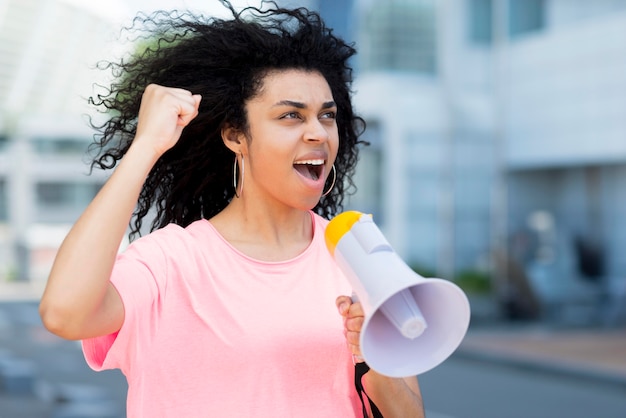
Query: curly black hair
88 0 366 239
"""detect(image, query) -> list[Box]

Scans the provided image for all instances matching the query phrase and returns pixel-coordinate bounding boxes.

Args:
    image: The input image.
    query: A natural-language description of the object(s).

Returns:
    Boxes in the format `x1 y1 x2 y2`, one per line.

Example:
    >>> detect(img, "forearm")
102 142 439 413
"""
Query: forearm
40 143 159 337
362 370 424 418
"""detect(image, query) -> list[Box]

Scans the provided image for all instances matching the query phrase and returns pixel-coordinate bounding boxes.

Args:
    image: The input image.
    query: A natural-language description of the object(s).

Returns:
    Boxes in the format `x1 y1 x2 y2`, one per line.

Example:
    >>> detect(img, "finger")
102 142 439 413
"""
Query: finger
335 295 352 316
163 86 198 103
170 90 200 109
192 94 202 109
348 343 362 357
345 329 361 346
143 85 197 125
347 301 364 318
176 100 201 127
345 315 364 332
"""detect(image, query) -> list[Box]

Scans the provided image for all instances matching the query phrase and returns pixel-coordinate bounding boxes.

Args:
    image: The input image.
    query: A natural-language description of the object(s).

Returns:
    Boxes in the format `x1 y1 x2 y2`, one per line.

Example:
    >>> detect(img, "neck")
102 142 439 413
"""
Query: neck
209 198 314 261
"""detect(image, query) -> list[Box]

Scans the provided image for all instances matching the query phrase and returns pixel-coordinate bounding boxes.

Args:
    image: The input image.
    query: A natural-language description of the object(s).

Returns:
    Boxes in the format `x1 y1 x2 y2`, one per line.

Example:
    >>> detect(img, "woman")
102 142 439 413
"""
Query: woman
39 2 424 417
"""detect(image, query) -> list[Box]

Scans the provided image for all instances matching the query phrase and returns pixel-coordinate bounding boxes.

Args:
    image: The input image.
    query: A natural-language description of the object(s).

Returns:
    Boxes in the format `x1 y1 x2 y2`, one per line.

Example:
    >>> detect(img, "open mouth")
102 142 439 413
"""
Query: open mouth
293 159 325 181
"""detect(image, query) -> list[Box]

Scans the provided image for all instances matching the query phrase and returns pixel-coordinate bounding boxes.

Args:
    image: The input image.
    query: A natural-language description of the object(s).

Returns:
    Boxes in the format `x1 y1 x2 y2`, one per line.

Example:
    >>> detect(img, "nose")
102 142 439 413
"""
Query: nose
304 119 330 143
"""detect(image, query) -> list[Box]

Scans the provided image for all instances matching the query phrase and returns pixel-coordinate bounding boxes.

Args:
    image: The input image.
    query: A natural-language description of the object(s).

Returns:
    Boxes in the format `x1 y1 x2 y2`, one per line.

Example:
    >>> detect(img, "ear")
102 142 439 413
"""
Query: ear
221 125 247 154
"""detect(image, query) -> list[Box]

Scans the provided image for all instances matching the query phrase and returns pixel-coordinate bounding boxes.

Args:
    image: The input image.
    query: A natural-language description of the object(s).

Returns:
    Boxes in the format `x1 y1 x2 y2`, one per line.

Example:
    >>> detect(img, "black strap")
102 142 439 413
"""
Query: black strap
354 362 383 418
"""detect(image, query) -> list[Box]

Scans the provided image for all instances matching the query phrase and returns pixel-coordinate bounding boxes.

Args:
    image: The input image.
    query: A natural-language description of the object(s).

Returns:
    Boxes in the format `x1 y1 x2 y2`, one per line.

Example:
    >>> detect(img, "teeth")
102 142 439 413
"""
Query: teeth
294 159 324 165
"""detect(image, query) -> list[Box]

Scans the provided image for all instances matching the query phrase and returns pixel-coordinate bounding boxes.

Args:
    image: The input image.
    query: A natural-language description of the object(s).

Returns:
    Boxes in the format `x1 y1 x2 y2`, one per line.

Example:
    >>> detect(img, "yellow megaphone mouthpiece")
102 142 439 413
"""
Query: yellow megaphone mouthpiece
324 210 368 256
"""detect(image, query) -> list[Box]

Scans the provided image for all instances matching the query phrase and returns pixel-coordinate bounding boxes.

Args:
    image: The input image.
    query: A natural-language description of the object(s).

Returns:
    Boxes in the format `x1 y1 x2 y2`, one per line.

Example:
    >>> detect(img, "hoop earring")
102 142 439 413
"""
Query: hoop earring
233 154 244 198
322 164 336 197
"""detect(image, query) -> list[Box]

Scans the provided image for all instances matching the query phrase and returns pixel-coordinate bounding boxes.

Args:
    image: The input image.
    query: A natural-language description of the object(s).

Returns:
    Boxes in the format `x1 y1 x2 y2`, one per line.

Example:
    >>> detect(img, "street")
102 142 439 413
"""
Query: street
0 301 126 418
1 301 625 418
420 352 626 418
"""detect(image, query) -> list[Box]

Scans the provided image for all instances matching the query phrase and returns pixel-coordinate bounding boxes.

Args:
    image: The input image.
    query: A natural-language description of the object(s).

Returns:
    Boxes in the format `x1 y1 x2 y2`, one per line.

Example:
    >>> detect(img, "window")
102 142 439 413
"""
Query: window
469 0 493 44
468 0 545 44
0 180 7 221
36 182 75 206
36 182 99 208
349 120 384 224
509 0 544 37
361 0 436 74
32 137 88 155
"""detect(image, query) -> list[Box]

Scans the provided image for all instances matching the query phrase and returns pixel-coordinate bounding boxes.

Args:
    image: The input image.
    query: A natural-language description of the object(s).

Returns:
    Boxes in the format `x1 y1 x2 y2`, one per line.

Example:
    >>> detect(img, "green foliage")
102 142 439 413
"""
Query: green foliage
454 269 492 294
410 264 492 294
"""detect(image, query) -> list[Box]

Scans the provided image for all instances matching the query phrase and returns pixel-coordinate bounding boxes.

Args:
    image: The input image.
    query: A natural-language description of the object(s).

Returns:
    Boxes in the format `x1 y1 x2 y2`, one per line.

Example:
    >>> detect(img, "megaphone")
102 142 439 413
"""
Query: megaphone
325 211 471 377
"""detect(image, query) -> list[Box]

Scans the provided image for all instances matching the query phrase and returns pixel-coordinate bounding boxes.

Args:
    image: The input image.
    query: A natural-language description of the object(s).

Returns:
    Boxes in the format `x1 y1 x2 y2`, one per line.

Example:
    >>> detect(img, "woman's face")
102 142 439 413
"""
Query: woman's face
239 69 339 211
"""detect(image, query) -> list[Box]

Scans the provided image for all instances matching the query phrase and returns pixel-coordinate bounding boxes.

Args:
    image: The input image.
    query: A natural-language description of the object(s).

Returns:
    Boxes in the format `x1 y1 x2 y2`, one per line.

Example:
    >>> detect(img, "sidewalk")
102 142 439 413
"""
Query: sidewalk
456 323 626 388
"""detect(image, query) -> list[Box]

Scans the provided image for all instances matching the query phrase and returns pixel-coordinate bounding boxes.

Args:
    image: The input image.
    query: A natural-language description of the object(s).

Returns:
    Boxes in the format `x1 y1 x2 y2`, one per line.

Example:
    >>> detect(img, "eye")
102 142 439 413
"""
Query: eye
320 110 337 120
281 111 301 120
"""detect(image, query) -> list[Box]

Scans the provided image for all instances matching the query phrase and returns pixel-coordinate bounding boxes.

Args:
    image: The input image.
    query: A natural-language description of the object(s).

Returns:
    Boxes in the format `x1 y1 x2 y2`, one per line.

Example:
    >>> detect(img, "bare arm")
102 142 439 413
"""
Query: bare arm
39 85 201 340
361 371 424 418
336 296 425 418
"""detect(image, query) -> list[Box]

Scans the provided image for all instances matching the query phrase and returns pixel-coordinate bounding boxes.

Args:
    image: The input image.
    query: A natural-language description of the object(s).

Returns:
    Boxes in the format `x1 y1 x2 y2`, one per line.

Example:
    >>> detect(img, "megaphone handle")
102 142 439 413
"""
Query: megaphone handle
355 363 384 417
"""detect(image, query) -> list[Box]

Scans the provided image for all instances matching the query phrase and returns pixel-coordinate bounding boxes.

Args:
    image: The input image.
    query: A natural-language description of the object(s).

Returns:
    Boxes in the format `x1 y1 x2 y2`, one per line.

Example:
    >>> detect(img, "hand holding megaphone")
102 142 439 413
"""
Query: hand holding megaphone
326 211 471 377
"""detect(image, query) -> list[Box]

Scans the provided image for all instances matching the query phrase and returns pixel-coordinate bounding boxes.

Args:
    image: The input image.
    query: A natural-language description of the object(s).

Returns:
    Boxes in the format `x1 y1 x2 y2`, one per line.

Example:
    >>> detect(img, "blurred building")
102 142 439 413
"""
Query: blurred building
0 0 122 281
349 0 626 323
497 0 626 322
1 0 625 324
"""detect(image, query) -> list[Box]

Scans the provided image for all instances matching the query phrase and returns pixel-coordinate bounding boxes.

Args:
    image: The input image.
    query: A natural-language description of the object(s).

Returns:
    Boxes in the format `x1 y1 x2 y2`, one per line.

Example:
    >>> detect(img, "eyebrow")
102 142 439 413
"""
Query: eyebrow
273 100 336 109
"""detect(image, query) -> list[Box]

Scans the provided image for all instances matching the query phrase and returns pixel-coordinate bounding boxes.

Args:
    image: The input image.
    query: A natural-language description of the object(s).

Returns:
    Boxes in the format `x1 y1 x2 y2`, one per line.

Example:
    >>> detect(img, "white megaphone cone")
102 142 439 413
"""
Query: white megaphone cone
326 211 471 378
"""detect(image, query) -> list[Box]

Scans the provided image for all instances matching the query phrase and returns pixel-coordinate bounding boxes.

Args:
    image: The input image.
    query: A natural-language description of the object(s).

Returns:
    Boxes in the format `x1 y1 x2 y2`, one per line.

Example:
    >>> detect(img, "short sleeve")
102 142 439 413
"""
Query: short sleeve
82 231 169 374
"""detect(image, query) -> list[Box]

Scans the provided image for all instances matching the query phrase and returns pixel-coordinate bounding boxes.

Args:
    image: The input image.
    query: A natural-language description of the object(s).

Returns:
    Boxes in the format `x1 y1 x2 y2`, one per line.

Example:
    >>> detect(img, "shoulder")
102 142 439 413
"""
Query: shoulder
151 219 210 240
122 220 210 257
311 212 331 230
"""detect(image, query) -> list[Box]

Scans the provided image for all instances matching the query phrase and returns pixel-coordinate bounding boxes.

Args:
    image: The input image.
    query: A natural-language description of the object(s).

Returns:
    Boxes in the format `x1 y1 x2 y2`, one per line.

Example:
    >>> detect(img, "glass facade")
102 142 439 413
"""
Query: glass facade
35 182 100 207
0 180 6 221
509 0 545 36
32 137 88 155
349 120 384 224
468 0 493 43
360 0 436 73
468 0 546 44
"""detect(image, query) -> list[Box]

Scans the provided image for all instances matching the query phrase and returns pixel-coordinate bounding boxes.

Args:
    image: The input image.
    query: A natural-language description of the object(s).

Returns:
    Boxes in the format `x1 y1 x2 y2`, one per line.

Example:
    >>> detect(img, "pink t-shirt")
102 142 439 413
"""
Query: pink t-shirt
82 212 361 417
